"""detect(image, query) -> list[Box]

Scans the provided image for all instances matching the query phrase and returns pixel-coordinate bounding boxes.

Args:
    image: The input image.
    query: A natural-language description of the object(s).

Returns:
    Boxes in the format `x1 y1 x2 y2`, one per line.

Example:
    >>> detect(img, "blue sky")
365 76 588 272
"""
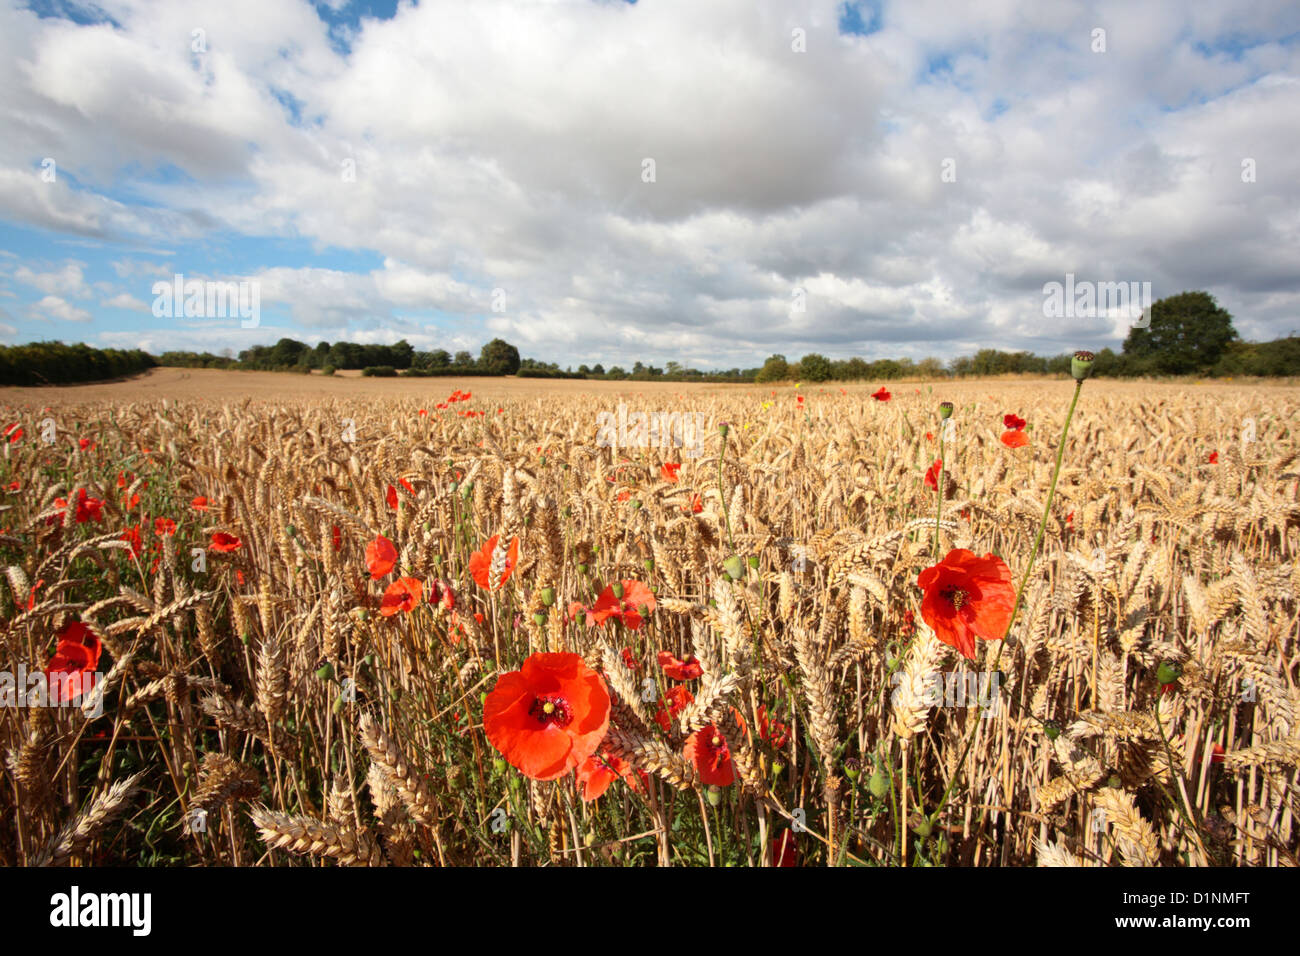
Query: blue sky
1 0 1298 367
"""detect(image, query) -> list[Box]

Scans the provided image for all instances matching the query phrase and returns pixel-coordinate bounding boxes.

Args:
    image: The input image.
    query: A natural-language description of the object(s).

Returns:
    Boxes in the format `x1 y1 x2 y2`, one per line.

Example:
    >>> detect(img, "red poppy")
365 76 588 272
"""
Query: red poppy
925 431 934 441
385 484 399 509
871 387 891 402
616 490 630 502
468 535 520 590
210 532 242 552
116 471 130 489
1208 451 1219 464
660 462 681 483
1000 430 1029 448
917 548 1015 660
483 652 611 781
1003 413 1026 430
577 750 645 801
120 524 143 558
331 525 342 551
365 534 398 579
4 423 22 443
427 578 456 611
6 480 19 491
418 409 427 417
45 621 102 703
592 580 657 630
78 437 94 451
379 577 423 616
772 830 797 866
192 496 210 512
621 647 640 671
924 459 943 492
657 650 702 680
796 395 804 405
1066 511 1074 526
654 685 694 732
154 517 176 537
684 724 734 786
757 705 790 748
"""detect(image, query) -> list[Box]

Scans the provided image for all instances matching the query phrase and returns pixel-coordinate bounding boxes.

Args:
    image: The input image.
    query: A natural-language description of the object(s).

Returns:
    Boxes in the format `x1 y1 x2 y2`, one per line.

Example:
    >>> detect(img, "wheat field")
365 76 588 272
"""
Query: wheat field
1 370 1297 867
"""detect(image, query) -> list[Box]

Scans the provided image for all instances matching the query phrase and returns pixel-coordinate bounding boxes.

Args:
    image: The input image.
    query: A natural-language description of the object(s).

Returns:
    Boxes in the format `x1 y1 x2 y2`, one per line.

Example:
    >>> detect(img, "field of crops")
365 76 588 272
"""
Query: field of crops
2 369 1297 867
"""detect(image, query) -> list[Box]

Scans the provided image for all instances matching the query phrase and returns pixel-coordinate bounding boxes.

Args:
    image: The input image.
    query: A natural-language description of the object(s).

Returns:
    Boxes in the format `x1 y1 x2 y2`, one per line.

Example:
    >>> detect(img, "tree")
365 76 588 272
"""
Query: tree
755 354 790 383
591 363 605 376
453 350 475 367
479 338 521 375
1122 291 1237 374
797 353 833 382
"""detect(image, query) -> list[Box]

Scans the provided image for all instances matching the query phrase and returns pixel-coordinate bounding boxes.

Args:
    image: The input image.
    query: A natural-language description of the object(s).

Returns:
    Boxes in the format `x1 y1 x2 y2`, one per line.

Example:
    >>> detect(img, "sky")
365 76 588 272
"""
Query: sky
0 0 1297 369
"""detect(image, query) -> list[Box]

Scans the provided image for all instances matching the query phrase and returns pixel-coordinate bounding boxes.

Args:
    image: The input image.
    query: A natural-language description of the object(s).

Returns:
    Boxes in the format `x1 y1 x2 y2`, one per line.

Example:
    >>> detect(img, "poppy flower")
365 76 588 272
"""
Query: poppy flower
925 431 934 441
616 490 630 502
1208 451 1219 464
45 621 102 703
210 532 242 552
654 685 695 733
4 424 22 443
684 724 734 786
154 517 176 537
1003 413 1026 430
483 652 611 781
192 496 210 512
418 409 427 417
757 705 790 749
386 485 399 510
116 472 130 489
120 524 143 558
685 494 703 514
871 387 891 402
917 548 1015 660
365 534 398 580
772 830 797 867
924 459 943 492
1000 430 1029 448
379 577 423 616
577 750 645 801
796 395 804 405
592 580 657 630
331 525 342 551
657 650 702 681
78 437 94 451
620 647 640 671
660 462 681 483
468 535 520 590
6 480 19 491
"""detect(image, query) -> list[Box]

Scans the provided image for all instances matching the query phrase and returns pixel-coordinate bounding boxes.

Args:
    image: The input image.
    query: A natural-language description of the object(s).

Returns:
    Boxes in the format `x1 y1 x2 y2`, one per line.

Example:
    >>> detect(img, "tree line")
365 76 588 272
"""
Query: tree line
4 291 1296 386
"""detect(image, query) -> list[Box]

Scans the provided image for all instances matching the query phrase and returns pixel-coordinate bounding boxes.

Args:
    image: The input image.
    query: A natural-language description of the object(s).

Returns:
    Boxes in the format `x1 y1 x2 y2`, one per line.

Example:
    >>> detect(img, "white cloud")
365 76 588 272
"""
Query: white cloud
29 294 92 322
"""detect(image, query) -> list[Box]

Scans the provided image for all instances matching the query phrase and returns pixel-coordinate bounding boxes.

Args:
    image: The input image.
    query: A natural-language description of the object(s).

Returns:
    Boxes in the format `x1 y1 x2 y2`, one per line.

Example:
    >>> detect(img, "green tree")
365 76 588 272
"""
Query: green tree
755 354 790 383
479 338 521 375
1122 291 1237 374
798 353 833 382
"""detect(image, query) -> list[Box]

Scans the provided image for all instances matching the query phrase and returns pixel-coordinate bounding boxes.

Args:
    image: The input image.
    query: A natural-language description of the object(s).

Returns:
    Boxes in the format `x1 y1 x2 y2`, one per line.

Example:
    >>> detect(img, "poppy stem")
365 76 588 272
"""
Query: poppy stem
933 431 944 559
927 378 1085 829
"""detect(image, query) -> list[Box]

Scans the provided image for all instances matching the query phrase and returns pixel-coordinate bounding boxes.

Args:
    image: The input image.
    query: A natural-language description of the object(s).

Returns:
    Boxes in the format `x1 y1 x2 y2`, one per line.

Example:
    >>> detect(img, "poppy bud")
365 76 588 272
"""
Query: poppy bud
644 558 654 571
1107 774 1122 789
938 401 954 420
1071 350 1095 381
706 785 724 807
1156 659 1183 685
315 661 334 681
461 482 473 500
332 695 345 715
612 581 625 599
1043 718 1061 740
844 757 861 781
562 506 571 518
540 587 555 606
539 456 546 466
492 757 507 774
631 499 641 509
423 521 431 533
285 524 296 537
449 481 458 493
390 686 402 702
722 555 745 580
868 768 889 798
363 653 375 669
747 555 759 569
532 611 547 626
913 817 933 838
577 562 588 575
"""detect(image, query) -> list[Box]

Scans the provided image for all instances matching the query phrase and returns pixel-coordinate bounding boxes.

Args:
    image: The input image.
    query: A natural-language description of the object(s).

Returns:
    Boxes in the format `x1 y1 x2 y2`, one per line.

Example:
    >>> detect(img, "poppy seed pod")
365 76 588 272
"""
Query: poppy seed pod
1157 659 1183 685
718 421 729 437
722 555 745 580
938 401 954 420
1071 350 1095 381
539 587 555 607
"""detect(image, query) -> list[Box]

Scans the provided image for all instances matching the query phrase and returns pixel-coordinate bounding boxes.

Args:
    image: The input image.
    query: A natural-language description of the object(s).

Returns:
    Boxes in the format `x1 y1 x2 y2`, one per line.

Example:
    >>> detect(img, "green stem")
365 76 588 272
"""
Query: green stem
933 430 945 559
928 379 1084 826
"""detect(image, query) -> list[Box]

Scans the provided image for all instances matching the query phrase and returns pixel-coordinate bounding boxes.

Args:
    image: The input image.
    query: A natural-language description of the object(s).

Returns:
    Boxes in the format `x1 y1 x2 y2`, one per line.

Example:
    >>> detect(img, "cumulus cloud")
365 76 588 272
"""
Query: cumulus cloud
1 0 1298 363
29 294 92 322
